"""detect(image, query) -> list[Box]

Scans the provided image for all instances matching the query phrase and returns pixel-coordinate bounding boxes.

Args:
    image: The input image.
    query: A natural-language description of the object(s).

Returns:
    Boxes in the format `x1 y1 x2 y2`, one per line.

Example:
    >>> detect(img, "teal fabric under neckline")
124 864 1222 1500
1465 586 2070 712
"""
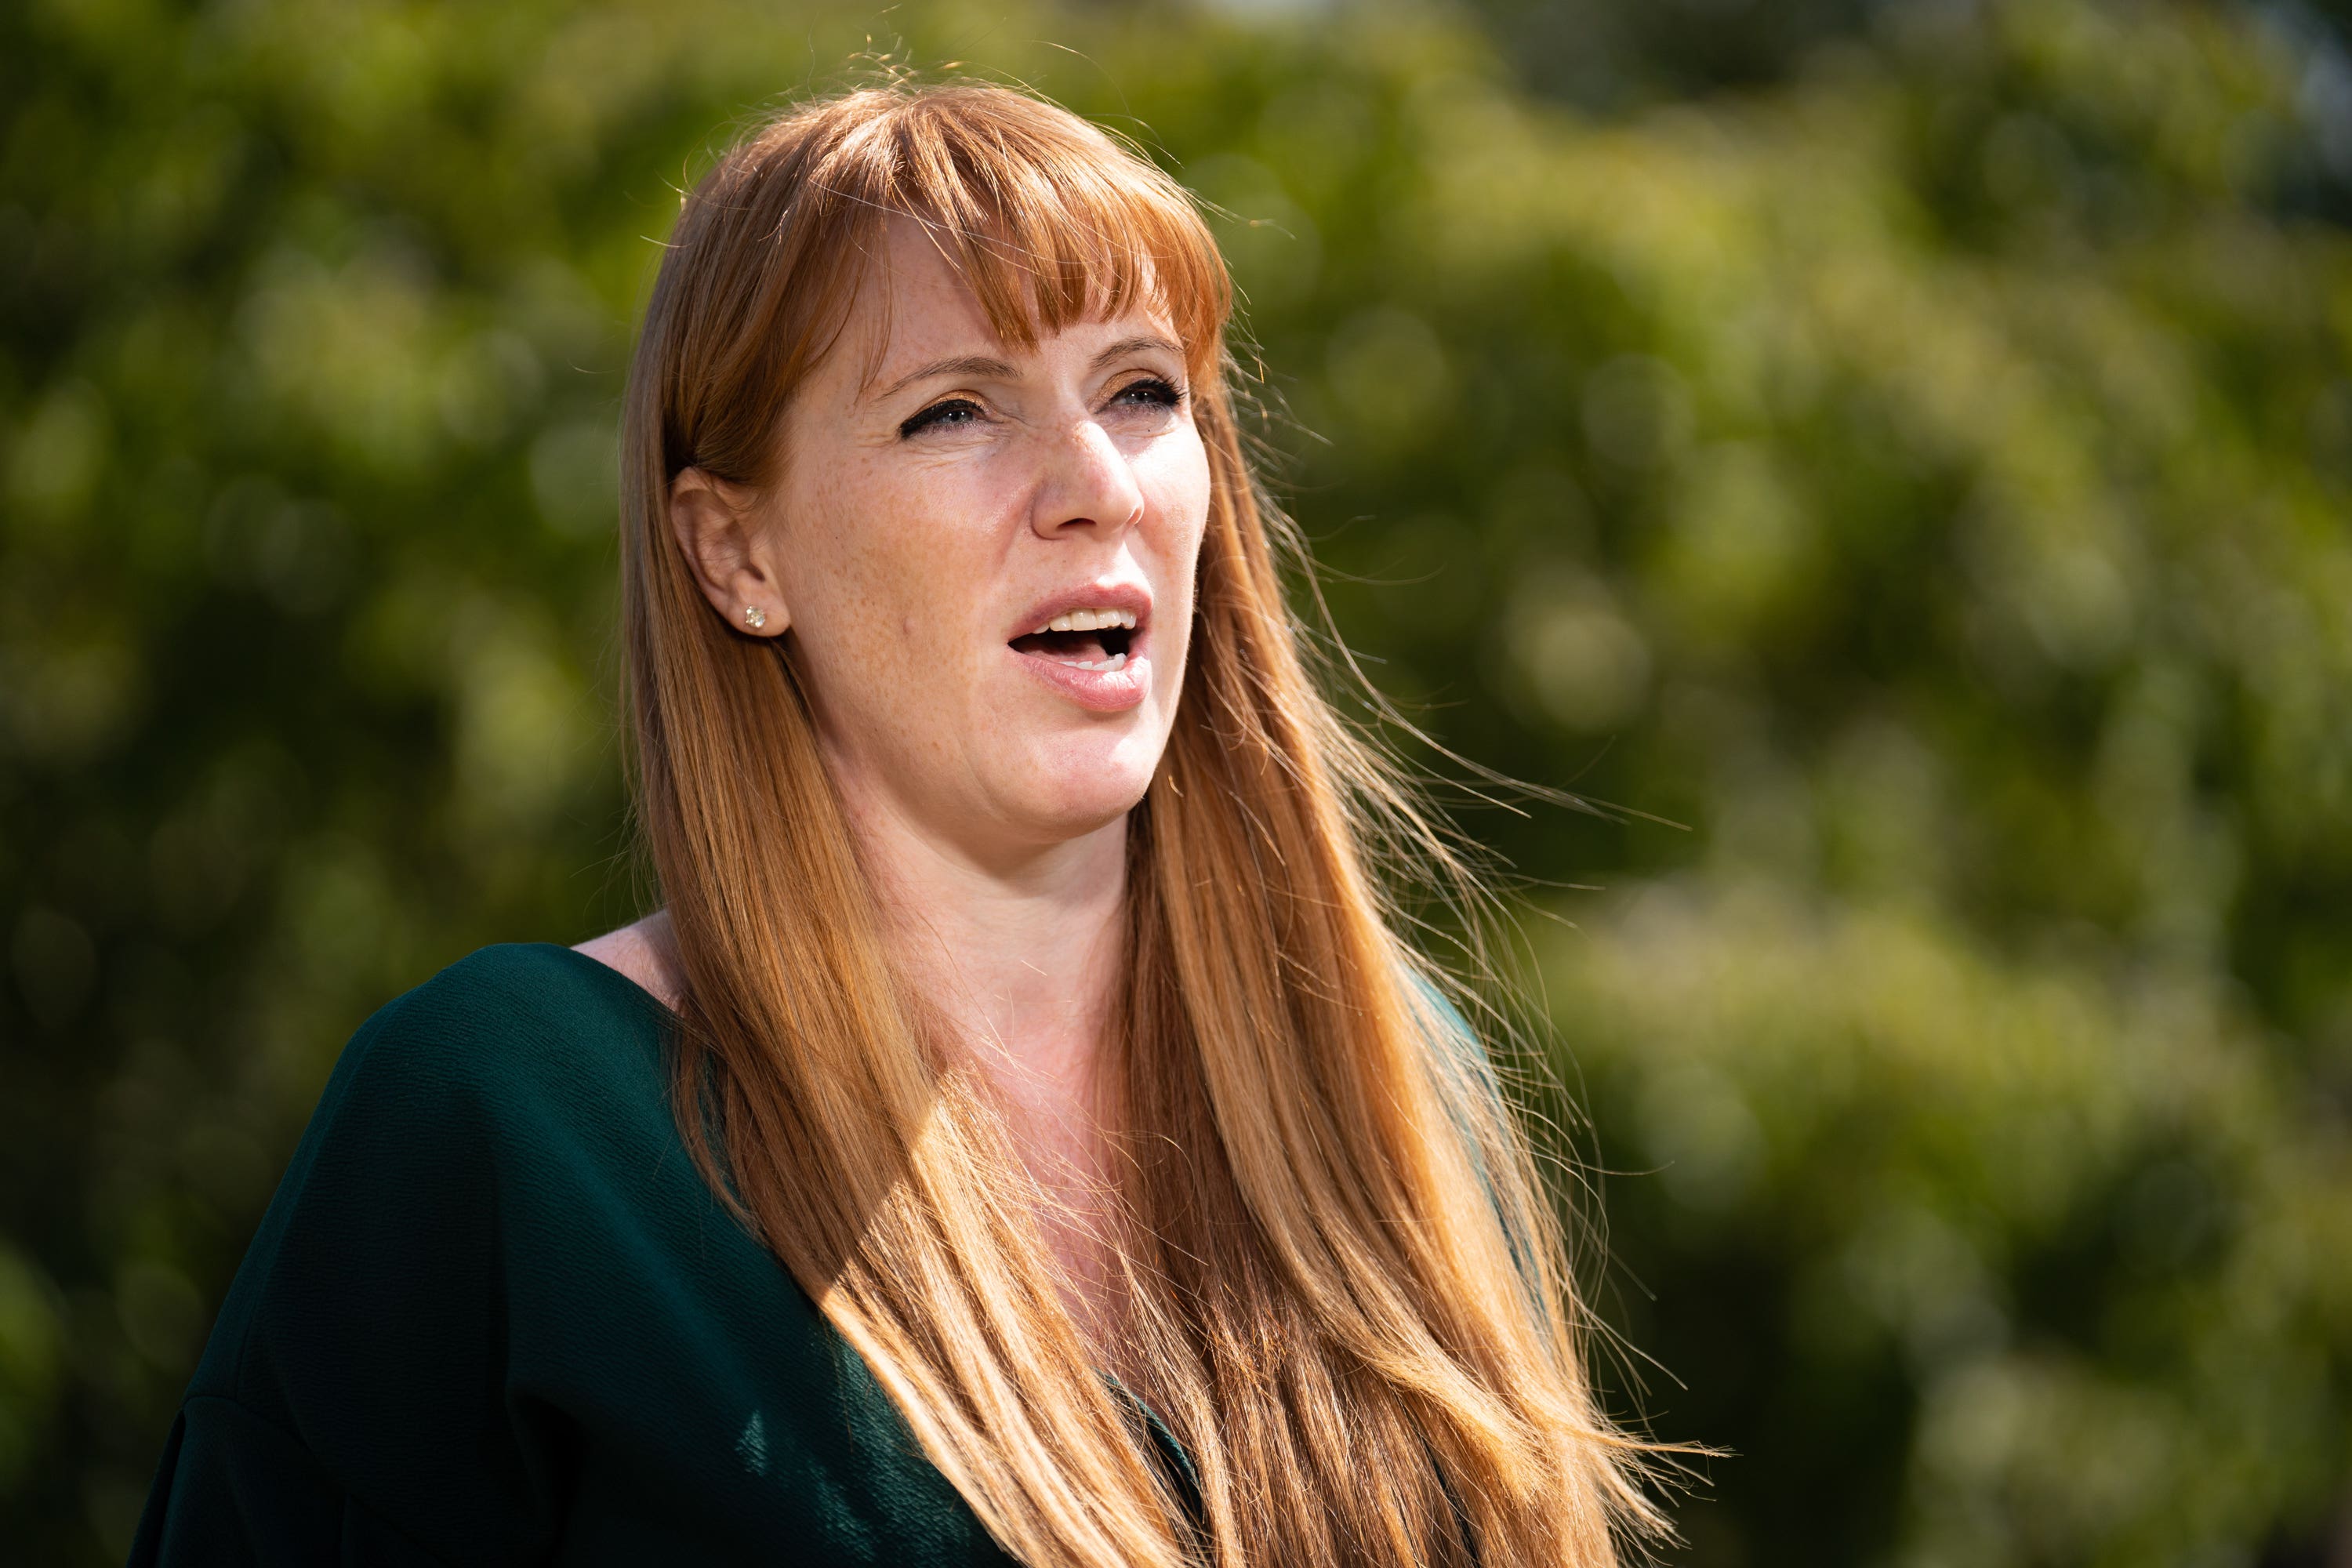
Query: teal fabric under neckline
130 942 1199 1564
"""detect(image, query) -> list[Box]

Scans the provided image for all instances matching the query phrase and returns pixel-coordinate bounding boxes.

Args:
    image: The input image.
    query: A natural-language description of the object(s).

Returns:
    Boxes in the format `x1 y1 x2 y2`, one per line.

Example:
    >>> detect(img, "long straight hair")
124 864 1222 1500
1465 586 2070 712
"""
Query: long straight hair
620 78 1662 1568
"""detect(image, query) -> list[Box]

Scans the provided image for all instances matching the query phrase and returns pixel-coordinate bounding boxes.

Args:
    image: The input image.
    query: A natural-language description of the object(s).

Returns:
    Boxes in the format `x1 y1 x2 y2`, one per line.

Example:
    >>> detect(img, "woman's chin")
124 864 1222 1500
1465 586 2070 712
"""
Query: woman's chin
993 742 1161 844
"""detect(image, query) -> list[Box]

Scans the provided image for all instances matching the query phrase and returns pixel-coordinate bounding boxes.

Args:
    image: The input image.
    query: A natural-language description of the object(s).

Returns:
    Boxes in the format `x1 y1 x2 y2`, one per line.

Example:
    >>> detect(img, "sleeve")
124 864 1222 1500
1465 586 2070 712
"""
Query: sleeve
126 977 571 1565
127 1396 455 1566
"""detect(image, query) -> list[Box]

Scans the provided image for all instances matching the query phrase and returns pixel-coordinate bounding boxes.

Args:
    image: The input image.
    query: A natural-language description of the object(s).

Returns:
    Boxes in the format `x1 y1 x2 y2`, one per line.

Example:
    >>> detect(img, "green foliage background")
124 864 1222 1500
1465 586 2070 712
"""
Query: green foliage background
5 0 2350 1562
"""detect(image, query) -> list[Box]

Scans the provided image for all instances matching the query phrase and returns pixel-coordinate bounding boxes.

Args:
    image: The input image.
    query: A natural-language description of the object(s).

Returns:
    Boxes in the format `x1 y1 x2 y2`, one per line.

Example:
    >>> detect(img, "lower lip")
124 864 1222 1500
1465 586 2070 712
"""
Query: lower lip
1011 641 1151 713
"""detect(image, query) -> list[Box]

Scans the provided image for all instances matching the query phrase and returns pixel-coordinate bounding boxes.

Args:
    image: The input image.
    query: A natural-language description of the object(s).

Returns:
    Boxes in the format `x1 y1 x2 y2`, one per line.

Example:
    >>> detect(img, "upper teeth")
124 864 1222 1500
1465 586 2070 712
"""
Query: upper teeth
1035 608 1138 634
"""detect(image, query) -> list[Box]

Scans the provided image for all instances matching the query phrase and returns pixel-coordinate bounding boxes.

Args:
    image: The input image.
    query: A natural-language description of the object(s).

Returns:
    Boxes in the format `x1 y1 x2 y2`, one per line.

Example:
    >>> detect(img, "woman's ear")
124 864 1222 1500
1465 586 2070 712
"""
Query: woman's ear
668 466 790 636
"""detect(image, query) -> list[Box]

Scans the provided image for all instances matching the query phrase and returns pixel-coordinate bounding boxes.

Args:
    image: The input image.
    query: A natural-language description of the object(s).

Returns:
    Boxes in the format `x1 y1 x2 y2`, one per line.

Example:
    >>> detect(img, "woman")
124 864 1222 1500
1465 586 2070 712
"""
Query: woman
131 80 1659 1566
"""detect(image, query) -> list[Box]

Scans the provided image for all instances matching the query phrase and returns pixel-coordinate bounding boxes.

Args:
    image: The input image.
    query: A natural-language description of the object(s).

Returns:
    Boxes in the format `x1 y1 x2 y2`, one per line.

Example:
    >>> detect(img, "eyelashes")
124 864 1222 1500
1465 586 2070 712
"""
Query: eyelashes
1116 376 1185 411
898 398 983 438
896 377 1187 440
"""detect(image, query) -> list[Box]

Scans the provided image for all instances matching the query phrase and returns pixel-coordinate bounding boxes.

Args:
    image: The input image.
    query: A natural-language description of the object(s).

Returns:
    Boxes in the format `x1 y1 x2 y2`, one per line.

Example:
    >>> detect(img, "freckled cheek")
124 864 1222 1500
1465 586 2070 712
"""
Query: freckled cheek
1141 451 1212 593
807 474 999 673
906 477 1005 660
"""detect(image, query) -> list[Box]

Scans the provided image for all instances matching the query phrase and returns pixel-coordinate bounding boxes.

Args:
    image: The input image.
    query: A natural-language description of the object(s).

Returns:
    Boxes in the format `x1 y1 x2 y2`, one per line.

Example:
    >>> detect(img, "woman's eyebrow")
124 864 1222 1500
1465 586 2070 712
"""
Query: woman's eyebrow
871 336 1183 403
873 354 1018 402
1089 334 1182 370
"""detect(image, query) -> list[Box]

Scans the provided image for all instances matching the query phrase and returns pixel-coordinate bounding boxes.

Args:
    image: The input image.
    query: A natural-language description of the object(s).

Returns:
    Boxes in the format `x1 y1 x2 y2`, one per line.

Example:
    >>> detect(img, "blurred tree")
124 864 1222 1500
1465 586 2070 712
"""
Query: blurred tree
2 0 2347 1564
1250 3 2352 1563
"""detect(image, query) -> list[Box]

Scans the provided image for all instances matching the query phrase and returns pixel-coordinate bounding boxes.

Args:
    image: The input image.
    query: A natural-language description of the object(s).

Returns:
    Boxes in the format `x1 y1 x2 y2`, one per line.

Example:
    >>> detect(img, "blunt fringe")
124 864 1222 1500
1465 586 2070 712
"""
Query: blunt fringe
621 77 1664 1568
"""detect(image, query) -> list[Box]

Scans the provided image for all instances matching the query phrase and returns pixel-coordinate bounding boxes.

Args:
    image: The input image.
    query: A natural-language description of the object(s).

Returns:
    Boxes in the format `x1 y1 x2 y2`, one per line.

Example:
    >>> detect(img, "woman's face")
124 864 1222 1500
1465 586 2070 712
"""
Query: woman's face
675 215 1213 868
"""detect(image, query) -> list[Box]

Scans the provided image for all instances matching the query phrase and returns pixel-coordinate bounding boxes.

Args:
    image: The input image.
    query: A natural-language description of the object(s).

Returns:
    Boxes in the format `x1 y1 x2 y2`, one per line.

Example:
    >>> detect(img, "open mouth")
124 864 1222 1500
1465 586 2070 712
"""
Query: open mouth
1008 608 1138 671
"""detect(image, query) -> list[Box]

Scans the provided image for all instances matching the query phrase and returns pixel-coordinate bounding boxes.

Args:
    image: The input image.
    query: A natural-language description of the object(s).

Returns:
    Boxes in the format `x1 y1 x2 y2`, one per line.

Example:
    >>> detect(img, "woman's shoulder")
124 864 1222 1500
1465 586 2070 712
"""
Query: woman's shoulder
569 910 688 1011
162 938 724 1554
196 938 699 1388
384 931 676 1032
310 937 680 1156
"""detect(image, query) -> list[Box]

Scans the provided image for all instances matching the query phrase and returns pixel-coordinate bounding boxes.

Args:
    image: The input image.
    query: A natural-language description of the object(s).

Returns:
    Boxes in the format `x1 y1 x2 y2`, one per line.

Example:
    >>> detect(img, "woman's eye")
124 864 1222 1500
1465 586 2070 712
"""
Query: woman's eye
899 398 984 438
1112 377 1184 411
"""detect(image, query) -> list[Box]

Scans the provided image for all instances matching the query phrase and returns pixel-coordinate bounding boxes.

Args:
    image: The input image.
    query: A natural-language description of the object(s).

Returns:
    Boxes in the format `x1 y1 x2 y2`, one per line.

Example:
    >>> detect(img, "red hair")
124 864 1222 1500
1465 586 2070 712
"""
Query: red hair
622 79 1661 1566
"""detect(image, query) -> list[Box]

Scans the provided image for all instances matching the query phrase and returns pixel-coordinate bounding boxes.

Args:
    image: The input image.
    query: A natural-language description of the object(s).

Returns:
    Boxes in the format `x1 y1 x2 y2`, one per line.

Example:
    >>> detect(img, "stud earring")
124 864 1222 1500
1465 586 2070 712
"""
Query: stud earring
742 605 768 630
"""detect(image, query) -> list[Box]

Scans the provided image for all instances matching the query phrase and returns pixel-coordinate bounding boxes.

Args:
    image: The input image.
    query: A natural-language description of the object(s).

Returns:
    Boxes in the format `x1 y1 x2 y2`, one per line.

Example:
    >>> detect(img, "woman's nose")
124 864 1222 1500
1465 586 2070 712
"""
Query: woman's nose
1029 417 1145 541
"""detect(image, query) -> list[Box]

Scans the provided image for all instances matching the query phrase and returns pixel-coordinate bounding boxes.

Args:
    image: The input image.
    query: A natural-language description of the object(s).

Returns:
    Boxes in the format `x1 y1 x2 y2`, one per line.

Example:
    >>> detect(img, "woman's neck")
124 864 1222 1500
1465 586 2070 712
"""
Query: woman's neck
840 788 1138 1347
853 805 1128 1094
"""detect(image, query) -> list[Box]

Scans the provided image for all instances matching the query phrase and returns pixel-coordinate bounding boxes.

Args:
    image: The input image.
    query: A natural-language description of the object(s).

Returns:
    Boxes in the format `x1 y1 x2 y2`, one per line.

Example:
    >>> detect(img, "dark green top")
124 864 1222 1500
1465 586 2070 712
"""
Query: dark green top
129 942 1195 1566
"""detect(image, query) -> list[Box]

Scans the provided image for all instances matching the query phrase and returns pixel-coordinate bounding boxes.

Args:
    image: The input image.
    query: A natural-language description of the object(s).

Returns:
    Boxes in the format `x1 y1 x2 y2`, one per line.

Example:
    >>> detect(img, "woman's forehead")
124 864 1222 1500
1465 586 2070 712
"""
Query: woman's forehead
845 214 1188 396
